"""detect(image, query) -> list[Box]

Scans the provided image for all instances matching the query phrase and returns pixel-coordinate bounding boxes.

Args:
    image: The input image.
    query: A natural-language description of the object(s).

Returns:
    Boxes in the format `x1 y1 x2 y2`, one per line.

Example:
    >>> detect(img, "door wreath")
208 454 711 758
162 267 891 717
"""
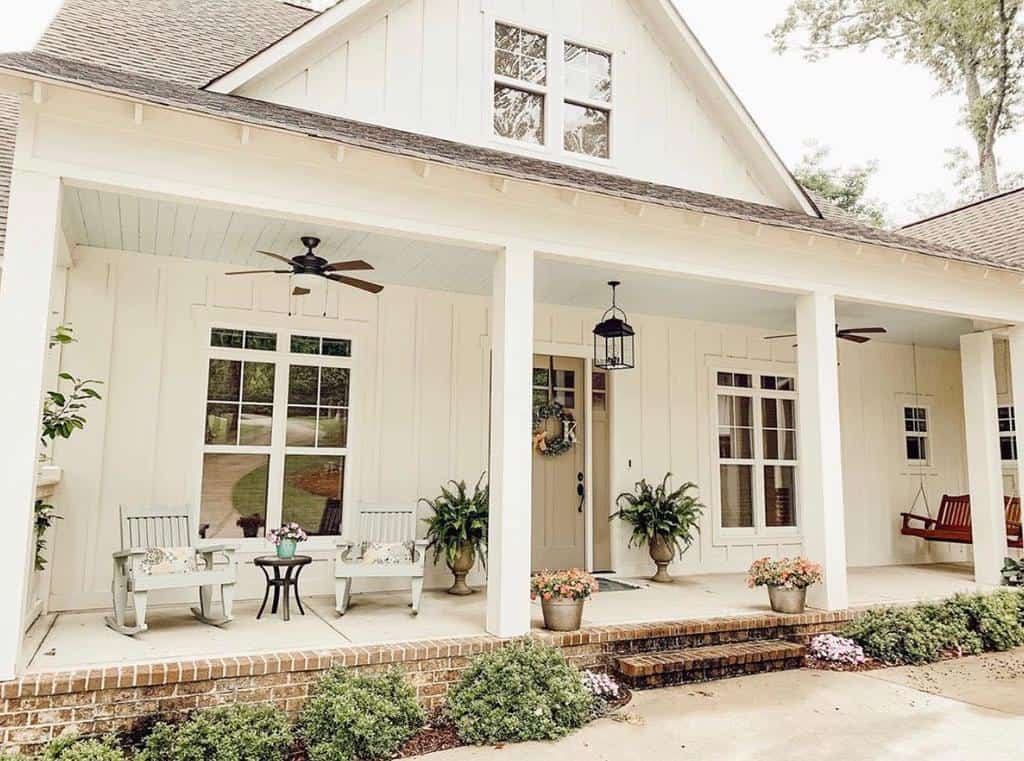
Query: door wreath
532 401 577 457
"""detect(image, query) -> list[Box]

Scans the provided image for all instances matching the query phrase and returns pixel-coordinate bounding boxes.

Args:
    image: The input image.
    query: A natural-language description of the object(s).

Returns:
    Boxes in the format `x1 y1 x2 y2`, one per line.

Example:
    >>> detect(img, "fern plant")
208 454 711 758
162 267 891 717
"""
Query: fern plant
611 474 704 557
420 474 489 566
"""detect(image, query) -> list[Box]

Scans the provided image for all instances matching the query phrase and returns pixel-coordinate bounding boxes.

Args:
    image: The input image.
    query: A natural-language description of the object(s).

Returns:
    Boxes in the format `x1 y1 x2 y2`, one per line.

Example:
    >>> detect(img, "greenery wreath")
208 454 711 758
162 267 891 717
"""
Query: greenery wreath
532 401 577 457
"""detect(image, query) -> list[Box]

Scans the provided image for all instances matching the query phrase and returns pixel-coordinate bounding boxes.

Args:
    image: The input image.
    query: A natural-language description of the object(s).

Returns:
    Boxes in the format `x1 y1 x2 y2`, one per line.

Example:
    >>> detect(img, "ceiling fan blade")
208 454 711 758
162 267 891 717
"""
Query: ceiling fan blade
838 327 888 335
224 269 292 276
292 286 311 296
324 259 374 272
763 334 798 340
256 250 296 266
839 333 872 344
325 273 384 294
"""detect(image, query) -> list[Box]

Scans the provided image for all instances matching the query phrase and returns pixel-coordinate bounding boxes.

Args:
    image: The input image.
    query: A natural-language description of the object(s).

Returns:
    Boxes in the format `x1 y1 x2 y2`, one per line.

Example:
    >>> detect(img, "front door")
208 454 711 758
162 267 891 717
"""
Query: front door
532 355 586 570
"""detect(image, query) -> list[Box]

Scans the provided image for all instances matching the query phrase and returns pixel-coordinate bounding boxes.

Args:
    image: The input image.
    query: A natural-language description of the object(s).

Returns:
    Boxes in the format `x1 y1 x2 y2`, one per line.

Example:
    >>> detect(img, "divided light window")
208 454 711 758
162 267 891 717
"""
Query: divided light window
715 371 797 534
563 42 611 158
903 406 929 464
494 23 547 145
999 405 1017 462
200 328 353 541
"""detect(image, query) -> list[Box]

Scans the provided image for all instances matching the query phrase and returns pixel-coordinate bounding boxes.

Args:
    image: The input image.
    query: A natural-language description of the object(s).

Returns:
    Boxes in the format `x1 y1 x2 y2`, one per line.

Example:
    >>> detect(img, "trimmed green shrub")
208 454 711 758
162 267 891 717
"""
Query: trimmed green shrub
37 735 126 761
298 668 425 761
137 703 292 761
841 602 981 665
444 640 594 745
945 590 1024 651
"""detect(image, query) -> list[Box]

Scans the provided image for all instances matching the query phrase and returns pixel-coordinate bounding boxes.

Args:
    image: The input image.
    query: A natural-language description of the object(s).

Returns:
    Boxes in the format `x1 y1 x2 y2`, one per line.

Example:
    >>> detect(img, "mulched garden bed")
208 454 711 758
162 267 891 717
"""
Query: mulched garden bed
396 715 464 758
805 655 886 673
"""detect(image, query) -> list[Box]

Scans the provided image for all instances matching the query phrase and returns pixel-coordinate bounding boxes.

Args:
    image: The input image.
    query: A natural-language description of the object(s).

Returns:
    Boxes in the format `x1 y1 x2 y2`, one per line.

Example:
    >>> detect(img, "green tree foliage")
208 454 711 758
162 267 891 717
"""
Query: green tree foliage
772 0 1024 197
793 142 888 227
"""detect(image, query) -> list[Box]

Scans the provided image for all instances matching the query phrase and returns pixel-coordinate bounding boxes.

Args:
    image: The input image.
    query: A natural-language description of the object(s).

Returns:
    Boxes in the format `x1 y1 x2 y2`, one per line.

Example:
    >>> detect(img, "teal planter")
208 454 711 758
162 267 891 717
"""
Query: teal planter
276 538 298 559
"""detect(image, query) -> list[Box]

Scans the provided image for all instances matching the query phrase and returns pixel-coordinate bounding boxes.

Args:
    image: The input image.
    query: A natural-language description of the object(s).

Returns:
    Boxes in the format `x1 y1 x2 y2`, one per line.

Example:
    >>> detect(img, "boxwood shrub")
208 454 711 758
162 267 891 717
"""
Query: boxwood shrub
444 639 594 745
136 703 292 761
13 734 127 761
298 668 425 761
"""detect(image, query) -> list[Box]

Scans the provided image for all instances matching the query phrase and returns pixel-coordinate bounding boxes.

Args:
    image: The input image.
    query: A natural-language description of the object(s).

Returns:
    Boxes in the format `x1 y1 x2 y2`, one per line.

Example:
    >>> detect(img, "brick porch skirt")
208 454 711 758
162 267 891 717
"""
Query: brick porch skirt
1 610 853 751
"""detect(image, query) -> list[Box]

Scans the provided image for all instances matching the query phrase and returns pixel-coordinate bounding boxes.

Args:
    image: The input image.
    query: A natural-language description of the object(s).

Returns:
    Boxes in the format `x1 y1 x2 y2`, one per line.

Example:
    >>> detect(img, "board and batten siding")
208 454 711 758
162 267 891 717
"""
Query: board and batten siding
47 248 970 612
242 0 777 208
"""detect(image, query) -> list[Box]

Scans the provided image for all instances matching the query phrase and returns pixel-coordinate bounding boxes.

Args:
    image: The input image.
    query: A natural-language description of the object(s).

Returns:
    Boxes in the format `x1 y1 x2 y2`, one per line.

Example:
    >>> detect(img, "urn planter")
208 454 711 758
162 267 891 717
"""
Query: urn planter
446 543 476 595
767 585 807 614
540 597 586 632
648 534 675 583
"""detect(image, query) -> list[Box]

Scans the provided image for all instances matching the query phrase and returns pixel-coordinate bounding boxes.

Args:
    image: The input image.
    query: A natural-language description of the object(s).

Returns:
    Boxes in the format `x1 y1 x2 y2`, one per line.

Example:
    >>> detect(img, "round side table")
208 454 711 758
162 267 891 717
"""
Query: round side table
254 555 312 622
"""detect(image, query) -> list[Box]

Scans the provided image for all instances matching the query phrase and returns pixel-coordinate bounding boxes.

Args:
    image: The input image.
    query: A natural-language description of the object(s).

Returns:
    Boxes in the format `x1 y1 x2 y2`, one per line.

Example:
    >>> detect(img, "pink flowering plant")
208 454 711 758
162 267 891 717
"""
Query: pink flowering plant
746 556 822 589
809 634 866 666
530 568 599 602
267 522 308 545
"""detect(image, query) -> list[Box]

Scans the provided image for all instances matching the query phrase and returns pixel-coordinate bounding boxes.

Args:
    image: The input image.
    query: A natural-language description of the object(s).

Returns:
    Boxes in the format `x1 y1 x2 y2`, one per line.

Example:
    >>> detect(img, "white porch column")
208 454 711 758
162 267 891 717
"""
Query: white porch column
960 331 1007 587
795 291 849 610
486 243 534 637
1009 328 1024 526
0 170 63 680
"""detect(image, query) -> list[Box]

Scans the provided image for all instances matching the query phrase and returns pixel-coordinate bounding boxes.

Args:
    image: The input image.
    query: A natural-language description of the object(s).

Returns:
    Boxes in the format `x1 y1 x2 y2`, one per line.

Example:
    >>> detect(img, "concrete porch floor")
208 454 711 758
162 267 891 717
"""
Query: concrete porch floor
22 563 976 674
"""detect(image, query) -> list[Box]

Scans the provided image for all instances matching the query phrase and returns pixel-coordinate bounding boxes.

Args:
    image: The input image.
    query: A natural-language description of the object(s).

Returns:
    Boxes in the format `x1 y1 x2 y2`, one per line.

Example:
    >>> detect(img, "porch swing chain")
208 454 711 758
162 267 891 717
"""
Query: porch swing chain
908 342 933 519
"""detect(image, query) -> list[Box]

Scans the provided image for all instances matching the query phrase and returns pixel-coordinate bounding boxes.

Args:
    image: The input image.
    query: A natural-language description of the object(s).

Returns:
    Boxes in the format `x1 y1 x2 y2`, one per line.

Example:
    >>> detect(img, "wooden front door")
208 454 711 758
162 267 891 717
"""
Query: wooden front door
532 355 586 571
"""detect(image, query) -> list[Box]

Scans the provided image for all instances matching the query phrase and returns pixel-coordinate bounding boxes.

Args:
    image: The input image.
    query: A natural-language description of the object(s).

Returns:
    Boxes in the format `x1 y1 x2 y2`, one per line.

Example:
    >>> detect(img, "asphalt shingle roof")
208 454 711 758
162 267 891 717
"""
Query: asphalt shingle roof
902 187 1024 268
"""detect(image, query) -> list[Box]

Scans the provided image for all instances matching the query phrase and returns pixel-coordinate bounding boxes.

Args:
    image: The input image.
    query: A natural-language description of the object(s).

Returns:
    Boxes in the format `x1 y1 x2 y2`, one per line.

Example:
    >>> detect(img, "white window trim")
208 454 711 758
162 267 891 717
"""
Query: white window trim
490 19 552 149
901 403 931 468
193 322 358 552
560 39 614 163
999 404 1017 463
708 362 801 545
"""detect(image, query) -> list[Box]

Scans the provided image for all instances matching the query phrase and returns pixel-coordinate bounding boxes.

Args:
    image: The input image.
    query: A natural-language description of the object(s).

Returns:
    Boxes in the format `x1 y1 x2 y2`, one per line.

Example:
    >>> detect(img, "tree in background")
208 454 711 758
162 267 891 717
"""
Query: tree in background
793 142 889 227
772 0 1024 199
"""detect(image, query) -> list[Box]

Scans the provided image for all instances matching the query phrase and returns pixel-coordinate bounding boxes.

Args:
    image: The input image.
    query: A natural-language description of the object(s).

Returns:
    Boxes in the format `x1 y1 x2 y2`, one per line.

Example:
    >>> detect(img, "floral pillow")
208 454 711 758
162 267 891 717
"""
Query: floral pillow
358 541 416 565
139 547 198 575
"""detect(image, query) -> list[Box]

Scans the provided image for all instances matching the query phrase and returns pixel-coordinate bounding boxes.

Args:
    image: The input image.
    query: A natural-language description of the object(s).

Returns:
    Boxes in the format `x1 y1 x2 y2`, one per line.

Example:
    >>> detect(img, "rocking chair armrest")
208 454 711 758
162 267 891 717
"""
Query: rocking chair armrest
900 512 936 528
112 548 148 560
197 544 235 556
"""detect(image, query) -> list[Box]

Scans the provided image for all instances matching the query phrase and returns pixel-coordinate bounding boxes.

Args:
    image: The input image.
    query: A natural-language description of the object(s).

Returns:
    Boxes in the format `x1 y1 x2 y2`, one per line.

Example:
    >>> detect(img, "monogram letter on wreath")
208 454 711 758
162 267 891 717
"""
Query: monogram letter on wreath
532 402 578 457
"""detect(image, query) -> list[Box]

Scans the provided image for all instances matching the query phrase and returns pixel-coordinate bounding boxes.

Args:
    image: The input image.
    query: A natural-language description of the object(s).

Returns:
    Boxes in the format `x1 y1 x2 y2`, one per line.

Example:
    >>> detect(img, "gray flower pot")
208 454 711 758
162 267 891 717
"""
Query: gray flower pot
648 534 675 583
446 544 476 596
767 585 807 614
540 597 585 631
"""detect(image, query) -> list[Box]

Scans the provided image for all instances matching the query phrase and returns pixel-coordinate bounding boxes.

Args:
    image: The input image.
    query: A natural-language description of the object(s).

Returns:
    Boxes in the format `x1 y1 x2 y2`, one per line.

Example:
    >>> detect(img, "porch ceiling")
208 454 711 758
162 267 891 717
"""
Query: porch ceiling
62 187 975 349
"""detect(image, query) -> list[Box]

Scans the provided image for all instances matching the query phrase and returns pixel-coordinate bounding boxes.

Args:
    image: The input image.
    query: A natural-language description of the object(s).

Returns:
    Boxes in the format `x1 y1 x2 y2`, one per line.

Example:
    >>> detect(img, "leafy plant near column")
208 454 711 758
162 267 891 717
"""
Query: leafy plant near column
611 474 703 583
420 474 488 595
34 325 103 571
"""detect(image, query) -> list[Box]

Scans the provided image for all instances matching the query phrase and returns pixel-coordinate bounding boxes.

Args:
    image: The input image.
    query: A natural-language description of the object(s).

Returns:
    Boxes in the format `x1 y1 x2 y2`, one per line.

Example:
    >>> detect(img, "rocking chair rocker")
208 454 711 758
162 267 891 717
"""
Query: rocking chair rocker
105 506 237 636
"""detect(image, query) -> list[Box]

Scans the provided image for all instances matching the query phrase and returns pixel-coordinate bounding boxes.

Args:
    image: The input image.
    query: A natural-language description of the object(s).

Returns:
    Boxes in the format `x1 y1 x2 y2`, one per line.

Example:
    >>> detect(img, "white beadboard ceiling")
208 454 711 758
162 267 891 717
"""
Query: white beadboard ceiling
61 187 973 348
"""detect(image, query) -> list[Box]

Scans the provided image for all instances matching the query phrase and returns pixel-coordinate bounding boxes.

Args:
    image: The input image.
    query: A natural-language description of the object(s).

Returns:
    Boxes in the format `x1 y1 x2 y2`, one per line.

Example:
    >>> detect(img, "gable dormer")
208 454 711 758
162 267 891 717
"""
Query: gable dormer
209 0 814 214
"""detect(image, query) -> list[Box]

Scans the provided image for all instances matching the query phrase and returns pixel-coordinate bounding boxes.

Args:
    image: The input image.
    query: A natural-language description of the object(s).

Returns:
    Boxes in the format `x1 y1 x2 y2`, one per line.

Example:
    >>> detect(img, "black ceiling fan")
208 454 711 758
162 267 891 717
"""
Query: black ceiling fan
764 325 888 345
225 236 384 295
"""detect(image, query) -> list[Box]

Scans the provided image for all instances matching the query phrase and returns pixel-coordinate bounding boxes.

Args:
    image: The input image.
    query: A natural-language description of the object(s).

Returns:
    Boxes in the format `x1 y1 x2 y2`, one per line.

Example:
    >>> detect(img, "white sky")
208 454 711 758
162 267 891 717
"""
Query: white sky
2 0 1022 224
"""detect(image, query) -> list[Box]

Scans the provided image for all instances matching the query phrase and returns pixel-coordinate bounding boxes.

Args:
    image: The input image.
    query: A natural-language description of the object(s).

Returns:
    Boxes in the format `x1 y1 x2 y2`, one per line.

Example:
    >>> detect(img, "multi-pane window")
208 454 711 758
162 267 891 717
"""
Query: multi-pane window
999 405 1017 461
199 328 352 541
592 370 608 412
563 42 611 158
715 371 798 533
494 23 547 145
903 406 929 464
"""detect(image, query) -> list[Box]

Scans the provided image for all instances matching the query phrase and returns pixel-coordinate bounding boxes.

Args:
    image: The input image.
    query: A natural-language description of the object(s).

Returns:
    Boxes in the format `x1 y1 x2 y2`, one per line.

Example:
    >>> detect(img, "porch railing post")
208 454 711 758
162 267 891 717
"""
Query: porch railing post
795 291 849 610
960 331 1007 588
0 169 64 680
486 243 534 638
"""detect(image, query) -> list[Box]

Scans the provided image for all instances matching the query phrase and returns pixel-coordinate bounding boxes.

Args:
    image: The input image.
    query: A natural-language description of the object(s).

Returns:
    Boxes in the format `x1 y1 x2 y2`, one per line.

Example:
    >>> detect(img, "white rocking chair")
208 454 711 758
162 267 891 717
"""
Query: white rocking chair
105 506 237 636
334 505 428 615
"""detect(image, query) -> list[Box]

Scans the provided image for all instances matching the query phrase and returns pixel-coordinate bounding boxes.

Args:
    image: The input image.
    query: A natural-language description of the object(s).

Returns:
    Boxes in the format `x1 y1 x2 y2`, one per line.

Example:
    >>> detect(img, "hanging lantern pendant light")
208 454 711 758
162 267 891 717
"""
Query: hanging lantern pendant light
593 280 635 370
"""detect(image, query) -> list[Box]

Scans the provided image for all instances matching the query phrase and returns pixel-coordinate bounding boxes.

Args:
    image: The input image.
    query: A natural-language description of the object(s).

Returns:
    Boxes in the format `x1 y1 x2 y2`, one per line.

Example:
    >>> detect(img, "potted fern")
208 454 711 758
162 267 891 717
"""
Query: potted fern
612 474 704 583
420 474 488 595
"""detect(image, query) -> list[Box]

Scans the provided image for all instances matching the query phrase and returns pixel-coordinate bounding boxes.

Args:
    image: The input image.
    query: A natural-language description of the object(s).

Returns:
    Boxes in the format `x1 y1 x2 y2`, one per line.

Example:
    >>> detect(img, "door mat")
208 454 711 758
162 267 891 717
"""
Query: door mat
596 577 641 592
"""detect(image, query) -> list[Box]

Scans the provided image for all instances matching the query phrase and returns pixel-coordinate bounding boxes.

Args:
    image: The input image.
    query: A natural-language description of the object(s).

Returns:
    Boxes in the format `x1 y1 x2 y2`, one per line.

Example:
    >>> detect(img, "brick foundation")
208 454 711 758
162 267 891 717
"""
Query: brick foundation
0 610 853 753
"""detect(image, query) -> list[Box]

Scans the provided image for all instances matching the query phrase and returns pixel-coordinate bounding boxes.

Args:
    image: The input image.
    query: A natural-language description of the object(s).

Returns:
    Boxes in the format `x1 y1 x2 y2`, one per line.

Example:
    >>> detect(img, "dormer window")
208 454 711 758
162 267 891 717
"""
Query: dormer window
563 43 612 159
493 23 548 145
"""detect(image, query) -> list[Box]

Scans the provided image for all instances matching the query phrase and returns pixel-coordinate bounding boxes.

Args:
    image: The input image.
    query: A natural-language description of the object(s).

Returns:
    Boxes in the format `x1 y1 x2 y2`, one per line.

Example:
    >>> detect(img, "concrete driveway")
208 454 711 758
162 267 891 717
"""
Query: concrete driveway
429 649 1024 761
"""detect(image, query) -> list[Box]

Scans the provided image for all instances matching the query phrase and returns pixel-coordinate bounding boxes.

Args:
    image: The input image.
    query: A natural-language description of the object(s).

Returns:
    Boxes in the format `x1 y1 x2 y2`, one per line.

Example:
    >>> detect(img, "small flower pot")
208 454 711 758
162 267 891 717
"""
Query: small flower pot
767 585 807 614
276 538 298 559
540 597 585 632
446 544 476 596
648 534 675 583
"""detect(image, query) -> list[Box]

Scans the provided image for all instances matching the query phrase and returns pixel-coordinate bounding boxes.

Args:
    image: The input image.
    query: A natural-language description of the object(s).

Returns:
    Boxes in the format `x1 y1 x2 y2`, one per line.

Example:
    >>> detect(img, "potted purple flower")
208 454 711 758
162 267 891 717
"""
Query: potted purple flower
268 522 308 558
236 513 265 538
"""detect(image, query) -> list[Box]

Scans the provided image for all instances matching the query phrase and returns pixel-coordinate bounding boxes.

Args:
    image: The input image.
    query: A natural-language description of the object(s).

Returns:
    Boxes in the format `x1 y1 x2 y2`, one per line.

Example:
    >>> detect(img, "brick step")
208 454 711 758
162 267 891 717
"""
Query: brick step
613 639 806 690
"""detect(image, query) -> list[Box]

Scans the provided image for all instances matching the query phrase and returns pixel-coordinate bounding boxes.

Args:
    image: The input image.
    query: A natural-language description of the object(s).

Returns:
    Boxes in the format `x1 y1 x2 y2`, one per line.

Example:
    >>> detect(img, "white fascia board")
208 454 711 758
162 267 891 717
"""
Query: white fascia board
643 0 817 217
205 0 385 94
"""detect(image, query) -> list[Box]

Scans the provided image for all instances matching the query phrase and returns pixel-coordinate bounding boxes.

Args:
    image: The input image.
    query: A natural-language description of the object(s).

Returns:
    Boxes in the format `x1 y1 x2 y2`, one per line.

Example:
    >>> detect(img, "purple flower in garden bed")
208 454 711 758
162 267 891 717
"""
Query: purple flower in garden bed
809 634 866 665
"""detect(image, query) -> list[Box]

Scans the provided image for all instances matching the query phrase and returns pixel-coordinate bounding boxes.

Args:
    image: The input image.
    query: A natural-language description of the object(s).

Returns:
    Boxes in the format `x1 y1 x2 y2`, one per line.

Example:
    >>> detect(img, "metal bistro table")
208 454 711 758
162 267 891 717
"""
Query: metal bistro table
254 555 312 622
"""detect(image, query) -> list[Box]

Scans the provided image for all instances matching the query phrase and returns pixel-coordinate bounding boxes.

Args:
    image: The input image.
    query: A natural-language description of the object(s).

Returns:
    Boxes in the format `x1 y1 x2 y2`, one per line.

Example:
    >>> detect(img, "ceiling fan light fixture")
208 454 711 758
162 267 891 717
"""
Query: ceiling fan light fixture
292 272 322 292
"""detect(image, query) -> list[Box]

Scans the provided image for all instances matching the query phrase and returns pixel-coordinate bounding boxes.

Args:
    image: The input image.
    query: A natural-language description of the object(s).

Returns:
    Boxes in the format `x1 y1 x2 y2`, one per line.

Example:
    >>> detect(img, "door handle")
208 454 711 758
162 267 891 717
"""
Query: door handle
576 472 585 513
